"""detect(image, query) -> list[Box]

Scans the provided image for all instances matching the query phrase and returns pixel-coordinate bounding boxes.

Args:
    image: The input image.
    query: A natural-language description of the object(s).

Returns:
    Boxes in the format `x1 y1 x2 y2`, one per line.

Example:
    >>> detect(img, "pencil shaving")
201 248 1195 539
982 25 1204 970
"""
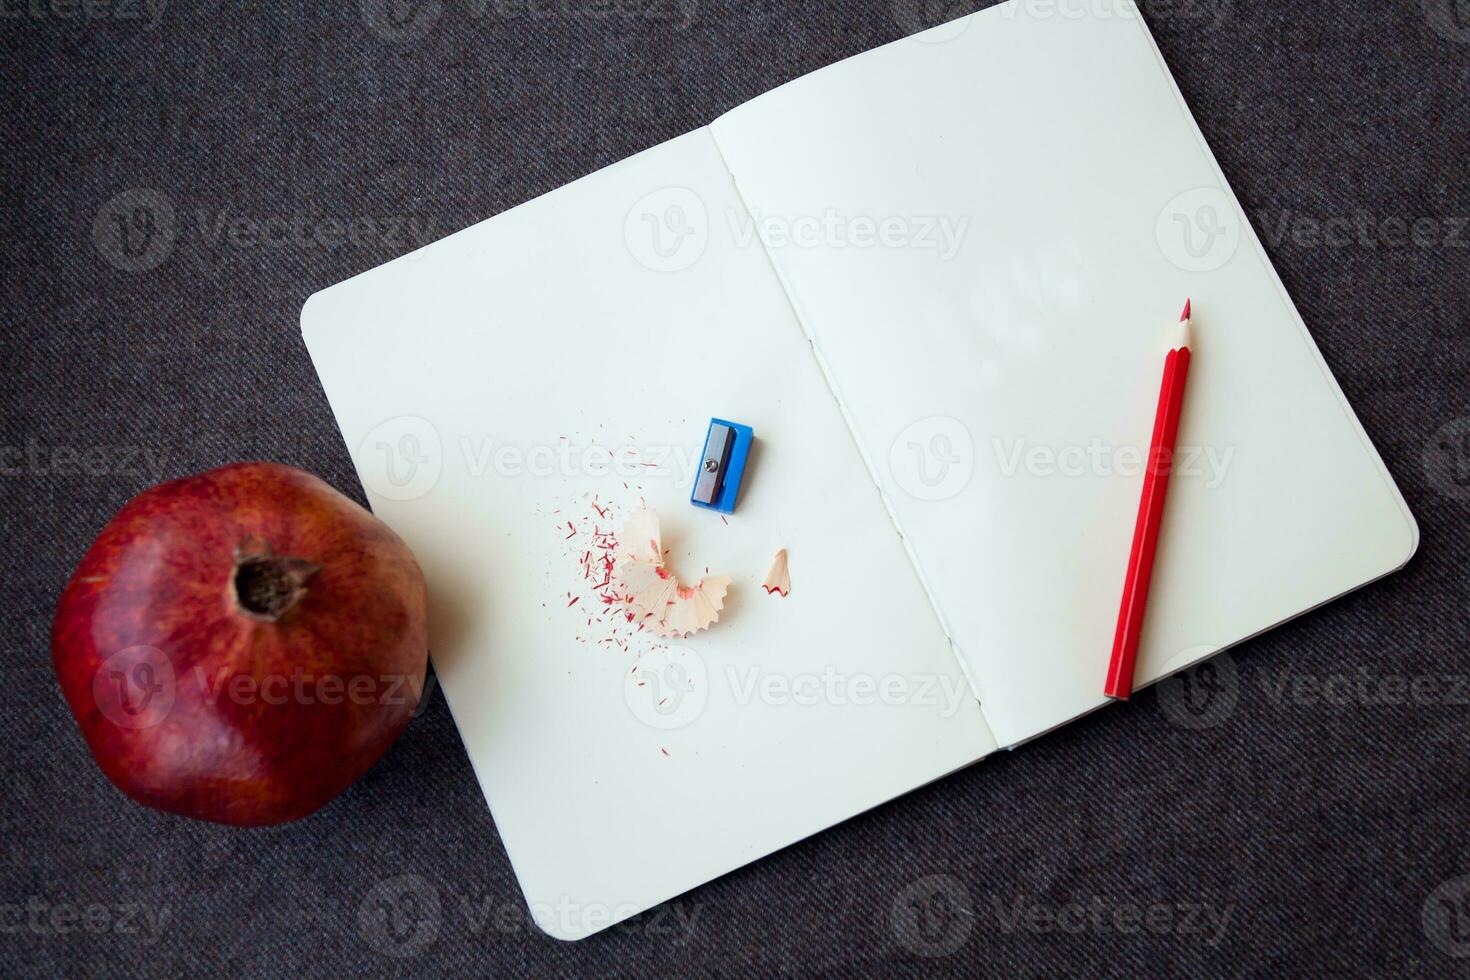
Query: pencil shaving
762 548 790 597
616 509 729 638
660 577 731 637
617 508 662 566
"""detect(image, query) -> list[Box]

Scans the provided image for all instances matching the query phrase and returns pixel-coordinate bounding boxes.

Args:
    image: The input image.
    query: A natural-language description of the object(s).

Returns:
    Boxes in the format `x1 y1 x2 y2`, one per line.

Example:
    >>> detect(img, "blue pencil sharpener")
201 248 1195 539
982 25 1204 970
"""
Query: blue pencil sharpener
690 418 753 515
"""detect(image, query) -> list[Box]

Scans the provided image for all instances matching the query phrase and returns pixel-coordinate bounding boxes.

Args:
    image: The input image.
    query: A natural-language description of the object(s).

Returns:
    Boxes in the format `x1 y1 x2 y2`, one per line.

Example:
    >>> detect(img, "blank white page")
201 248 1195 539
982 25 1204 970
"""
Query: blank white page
302 129 996 939
711 2 1417 746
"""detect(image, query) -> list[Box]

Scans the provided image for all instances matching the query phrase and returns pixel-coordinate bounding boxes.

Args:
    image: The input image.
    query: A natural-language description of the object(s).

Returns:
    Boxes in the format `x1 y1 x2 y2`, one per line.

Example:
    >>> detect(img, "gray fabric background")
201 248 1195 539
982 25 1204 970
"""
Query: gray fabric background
4 1 1469 976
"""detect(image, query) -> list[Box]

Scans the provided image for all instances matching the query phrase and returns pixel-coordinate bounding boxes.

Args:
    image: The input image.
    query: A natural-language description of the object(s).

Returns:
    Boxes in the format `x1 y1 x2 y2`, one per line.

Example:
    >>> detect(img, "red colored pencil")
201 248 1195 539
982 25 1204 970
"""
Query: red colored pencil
1104 300 1193 700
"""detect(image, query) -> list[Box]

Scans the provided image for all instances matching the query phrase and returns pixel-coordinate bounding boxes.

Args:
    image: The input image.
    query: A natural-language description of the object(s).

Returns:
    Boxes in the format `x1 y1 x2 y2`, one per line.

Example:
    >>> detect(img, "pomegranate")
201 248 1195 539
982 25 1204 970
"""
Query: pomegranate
51 462 429 826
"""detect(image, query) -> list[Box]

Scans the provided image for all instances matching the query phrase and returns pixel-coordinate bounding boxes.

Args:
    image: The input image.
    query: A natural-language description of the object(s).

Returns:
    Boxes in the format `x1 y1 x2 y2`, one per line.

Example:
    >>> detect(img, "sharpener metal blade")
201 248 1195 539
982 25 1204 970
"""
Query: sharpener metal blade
692 422 734 505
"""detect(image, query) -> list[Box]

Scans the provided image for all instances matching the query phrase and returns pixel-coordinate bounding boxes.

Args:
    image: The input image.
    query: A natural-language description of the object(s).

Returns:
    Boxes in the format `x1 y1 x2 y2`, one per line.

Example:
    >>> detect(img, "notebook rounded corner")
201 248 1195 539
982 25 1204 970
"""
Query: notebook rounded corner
1391 506 1422 573
299 288 330 339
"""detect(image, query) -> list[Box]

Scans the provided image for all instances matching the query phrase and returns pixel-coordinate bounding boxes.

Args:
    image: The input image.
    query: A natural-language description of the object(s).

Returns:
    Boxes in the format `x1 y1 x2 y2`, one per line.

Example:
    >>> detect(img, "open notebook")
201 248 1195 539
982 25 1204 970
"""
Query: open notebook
302 1 1417 940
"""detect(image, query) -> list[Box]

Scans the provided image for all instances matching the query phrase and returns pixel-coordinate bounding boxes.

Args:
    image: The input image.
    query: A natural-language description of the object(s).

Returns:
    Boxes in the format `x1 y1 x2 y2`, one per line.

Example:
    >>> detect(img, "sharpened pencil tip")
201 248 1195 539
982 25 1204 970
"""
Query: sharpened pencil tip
1181 298 1192 322
1167 306 1192 351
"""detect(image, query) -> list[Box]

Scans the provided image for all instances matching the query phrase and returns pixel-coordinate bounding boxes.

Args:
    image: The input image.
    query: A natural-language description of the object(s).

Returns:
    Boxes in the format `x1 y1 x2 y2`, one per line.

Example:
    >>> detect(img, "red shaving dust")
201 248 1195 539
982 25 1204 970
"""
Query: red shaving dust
551 491 667 654
548 486 684 760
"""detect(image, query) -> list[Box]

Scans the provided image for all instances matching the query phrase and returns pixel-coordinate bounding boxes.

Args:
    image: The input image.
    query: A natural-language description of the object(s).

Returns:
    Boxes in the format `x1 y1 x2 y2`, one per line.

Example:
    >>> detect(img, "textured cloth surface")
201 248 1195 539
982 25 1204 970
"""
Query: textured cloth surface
4 1 1469 976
